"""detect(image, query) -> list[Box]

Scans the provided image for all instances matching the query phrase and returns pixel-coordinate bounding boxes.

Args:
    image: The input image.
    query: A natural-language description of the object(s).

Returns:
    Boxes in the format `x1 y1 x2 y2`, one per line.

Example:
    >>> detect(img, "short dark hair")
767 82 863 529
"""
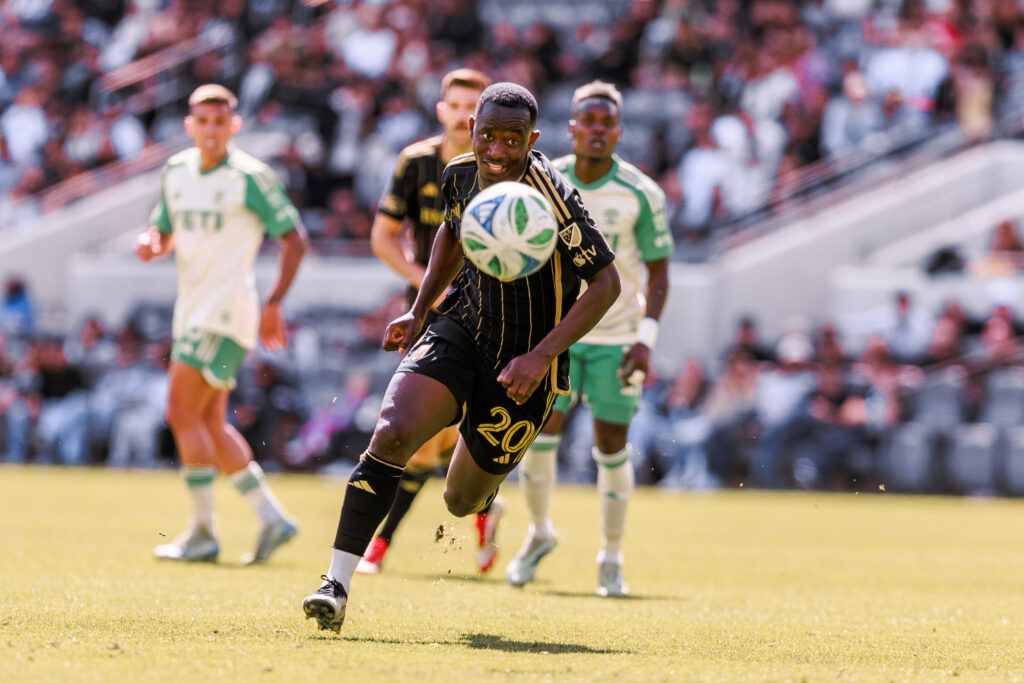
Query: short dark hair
440 68 491 99
476 82 538 126
571 80 622 111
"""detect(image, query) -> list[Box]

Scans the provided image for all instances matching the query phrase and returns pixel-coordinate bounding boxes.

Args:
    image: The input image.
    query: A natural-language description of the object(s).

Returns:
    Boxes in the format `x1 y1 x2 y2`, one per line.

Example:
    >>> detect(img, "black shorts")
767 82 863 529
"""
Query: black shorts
397 316 556 475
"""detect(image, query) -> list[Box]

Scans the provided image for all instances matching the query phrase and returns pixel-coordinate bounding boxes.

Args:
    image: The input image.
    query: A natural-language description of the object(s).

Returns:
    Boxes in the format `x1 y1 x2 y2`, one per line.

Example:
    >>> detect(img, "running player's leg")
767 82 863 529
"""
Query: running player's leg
586 344 641 597
202 391 298 564
304 371 460 632
505 350 582 585
442 437 510 517
358 424 457 574
157 361 222 561
442 434 509 572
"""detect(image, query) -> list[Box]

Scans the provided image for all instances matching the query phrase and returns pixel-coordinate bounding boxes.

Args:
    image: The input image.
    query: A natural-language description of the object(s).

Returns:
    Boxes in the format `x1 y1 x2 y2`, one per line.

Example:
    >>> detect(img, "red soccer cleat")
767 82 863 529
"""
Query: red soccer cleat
356 537 389 574
474 497 503 573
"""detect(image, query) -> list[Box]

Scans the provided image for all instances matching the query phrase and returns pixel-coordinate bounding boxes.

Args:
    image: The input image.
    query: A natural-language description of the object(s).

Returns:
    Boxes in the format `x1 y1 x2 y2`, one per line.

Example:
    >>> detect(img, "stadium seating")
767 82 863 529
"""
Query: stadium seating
945 422 1000 494
980 367 1024 427
881 422 934 493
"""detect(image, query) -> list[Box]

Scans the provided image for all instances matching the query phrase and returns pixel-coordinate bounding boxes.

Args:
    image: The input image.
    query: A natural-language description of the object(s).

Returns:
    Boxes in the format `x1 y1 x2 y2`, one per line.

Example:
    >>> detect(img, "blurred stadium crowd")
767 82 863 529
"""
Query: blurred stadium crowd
5 0 1024 494
7 226 1024 497
4 0 1024 253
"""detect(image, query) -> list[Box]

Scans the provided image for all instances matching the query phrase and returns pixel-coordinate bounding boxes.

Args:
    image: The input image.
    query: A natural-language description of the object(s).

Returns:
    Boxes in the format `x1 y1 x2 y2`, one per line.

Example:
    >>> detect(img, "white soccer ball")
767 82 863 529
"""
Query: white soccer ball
460 181 558 281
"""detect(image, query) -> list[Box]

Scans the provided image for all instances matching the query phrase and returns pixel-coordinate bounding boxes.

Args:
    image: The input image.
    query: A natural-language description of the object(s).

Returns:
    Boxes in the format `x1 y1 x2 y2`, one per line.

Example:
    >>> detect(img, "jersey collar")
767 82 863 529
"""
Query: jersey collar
567 154 619 190
197 147 232 175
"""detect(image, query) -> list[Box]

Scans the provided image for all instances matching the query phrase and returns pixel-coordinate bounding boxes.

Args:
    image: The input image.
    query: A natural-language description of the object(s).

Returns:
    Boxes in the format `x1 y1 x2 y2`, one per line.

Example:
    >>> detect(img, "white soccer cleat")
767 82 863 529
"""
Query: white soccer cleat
597 560 629 598
240 517 299 565
505 534 558 587
154 525 219 562
302 575 348 633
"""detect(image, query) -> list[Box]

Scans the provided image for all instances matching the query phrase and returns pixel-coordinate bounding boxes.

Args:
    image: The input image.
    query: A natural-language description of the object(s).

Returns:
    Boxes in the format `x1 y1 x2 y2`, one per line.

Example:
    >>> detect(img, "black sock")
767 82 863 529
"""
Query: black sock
476 487 499 515
333 452 405 555
377 466 432 543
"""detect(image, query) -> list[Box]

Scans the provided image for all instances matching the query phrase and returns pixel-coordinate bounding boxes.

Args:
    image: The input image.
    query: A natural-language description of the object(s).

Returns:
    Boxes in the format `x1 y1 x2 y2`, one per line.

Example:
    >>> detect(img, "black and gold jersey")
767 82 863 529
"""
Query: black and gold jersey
439 150 615 395
378 135 446 268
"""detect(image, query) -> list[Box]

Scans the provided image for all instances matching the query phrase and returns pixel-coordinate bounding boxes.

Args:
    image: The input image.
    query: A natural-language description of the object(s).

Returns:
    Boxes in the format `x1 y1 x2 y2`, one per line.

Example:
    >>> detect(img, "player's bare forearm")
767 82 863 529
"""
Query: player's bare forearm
619 258 670 383
265 224 310 306
370 213 427 289
643 258 670 321
409 224 462 321
499 263 620 403
535 262 620 364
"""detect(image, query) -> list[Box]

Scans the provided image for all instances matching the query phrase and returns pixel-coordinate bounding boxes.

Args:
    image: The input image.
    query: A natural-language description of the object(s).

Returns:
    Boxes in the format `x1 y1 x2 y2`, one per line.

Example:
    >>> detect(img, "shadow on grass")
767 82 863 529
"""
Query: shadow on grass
538 589 684 602
333 632 627 654
457 632 626 654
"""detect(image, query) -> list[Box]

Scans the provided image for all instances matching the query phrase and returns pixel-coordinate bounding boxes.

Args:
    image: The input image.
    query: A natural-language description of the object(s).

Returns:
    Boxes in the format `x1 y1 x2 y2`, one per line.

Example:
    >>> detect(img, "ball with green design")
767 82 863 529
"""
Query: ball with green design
459 181 559 281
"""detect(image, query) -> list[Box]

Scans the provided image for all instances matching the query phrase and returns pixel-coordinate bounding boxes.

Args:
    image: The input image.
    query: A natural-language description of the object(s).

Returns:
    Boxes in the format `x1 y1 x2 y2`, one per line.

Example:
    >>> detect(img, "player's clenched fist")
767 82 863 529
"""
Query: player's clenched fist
135 226 165 261
382 313 423 354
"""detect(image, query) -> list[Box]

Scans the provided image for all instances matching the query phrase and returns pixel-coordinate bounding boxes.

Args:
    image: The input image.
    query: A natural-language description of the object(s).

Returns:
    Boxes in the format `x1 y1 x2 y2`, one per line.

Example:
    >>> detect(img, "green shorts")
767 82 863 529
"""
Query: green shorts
553 342 641 425
171 329 247 391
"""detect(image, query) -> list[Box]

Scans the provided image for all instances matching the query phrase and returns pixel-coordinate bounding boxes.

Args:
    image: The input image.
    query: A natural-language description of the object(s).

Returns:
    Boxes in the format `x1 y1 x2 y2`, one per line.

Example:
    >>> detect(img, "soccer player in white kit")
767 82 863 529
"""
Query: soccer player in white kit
136 84 310 564
505 80 673 596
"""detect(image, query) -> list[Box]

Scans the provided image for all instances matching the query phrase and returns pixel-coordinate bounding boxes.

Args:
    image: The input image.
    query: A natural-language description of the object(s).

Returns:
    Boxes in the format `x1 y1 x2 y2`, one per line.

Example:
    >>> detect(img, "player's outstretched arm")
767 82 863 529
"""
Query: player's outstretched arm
499 262 621 404
135 226 174 262
383 223 463 354
259 224 310 351
370 213 427 290
619 257 669 386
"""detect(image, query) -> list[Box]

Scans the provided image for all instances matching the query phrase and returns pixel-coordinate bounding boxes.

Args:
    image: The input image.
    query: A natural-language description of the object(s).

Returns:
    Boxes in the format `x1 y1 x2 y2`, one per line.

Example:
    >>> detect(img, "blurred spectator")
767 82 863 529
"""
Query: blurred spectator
0 278 36 336
749 331 818 487
232 355 307 469
970 218 1024 276
702 347 761 486
106 339 170 468
64 315 118 385
727 315 776 363
821 70 883 157
791 361 872 490
4 335 90 465
667 100 728 243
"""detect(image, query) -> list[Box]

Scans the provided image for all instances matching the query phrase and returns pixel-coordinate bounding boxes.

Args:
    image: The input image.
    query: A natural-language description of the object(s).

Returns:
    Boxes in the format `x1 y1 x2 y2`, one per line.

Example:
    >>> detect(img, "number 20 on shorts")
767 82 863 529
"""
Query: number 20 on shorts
476 406 538 466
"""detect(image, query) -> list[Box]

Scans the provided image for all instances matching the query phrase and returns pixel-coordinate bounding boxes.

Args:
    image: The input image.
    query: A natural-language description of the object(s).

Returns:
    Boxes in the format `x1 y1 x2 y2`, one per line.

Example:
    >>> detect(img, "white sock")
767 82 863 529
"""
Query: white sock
182 465 217 534
328 549 361 594
229 461 287 525
520 433 559 539
594 445 633 562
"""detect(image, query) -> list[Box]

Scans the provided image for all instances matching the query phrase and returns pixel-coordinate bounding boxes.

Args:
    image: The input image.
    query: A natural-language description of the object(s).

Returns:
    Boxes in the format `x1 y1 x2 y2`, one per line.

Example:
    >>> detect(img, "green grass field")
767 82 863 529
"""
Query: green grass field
2 465 1024 682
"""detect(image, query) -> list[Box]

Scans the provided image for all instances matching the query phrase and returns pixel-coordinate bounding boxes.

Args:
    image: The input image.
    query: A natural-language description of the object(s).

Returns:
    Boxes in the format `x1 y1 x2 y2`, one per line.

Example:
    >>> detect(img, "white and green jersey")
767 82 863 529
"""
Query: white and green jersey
553 154 673 345
149 146 299 350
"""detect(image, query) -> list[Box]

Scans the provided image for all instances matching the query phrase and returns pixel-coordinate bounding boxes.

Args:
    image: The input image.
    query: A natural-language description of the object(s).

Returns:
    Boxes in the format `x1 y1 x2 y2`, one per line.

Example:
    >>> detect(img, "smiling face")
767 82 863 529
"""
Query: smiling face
470 100 539 187
570 97 621 163
184 100 240 163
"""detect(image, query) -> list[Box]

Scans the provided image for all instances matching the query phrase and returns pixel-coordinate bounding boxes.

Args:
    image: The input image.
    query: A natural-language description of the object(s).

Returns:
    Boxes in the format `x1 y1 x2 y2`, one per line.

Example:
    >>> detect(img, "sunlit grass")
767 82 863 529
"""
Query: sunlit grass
2 465 1023 681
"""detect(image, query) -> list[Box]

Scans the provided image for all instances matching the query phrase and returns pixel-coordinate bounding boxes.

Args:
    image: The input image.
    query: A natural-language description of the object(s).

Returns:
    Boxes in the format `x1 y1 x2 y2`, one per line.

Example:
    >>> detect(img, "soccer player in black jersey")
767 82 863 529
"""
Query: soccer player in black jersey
360 68 500 576
303 83 620 633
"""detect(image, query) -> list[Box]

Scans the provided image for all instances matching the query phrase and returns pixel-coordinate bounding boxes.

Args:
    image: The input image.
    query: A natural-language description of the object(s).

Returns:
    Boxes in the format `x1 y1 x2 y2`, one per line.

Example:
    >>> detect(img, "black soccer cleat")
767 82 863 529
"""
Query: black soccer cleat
302 575 348 633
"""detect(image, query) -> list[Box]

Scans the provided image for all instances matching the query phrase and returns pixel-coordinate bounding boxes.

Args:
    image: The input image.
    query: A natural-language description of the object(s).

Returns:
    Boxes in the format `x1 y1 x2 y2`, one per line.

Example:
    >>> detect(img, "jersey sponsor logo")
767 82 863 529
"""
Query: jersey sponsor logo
175 209 224 232
603 208 620 227
572 244 599 268
421 182 439 197
348 480 377 494
558 222 582 249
